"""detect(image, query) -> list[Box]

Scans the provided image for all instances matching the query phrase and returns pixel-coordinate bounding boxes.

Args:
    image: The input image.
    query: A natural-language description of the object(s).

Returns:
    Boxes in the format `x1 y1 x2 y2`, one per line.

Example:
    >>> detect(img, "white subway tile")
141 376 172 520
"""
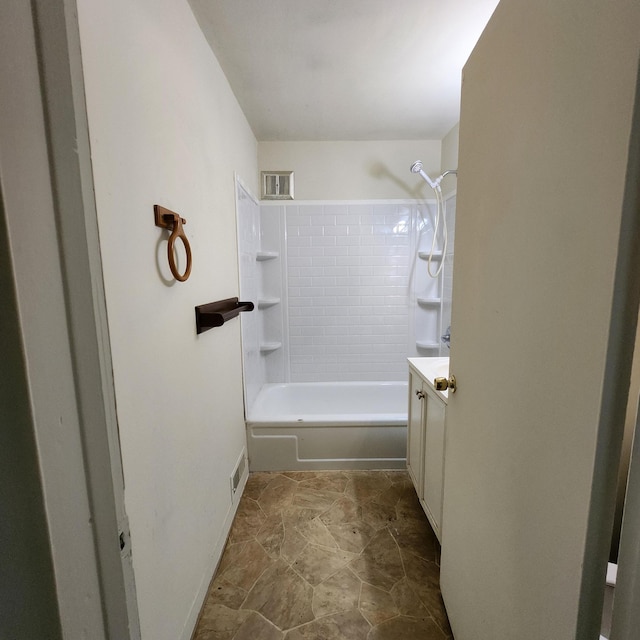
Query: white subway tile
288 257 312 267
348 245 373 256
352 225 373 236
335 275 360 286
311 236 336 247
361 235 386 246
299 266 325 277
314 256 337 266
287 215 311 227
386 235 408 245
288 297 314 307
324 286 350 297
298 225 325 237
288 236 312 247
347 204 374 217
335 256 361 266
384 296 407 306
323 246 349 256
360 296 385 305
311 215 335 226
349 266 374 276
337 236 361 246
289 277 313 287
325 225 349 236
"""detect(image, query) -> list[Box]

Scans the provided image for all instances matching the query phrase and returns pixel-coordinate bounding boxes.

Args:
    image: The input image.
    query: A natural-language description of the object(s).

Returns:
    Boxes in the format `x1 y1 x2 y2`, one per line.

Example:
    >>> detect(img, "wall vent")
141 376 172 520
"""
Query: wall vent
230 450 247 500
261 171 294 200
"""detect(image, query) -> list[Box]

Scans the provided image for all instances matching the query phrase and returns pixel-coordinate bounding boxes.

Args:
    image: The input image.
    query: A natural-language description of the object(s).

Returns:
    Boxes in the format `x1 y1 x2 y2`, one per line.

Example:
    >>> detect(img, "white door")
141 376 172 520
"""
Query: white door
439 2 640 639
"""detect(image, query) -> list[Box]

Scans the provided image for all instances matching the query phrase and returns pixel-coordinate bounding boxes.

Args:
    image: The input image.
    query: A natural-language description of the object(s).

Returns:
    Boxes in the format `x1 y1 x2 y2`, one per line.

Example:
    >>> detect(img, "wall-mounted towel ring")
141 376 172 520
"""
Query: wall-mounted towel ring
154 205 192 282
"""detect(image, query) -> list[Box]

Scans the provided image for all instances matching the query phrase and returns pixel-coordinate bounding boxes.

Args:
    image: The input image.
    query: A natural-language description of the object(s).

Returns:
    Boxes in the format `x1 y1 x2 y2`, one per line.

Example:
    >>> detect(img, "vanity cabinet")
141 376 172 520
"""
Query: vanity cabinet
407 358 449 542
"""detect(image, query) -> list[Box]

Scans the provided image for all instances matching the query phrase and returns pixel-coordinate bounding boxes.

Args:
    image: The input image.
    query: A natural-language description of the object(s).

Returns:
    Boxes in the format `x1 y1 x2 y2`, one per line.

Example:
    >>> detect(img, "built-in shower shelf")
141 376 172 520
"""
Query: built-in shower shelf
417 297 441 307
260 342 282 353
418 251 443 260
256 251 279 261
416 341 440 351
257 297 280 309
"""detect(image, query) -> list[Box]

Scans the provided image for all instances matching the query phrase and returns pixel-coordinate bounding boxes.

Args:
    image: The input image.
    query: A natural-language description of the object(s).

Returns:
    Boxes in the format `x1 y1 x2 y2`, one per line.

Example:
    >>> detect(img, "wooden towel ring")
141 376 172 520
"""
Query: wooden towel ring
154 205 192 282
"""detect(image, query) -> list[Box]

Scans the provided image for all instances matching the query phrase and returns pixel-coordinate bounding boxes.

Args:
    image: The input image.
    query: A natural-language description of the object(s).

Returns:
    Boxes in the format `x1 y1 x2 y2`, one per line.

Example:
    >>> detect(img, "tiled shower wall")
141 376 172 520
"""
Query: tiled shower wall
277 201 418 382
242 197 454 387
440 193 456 356
236 179 264 410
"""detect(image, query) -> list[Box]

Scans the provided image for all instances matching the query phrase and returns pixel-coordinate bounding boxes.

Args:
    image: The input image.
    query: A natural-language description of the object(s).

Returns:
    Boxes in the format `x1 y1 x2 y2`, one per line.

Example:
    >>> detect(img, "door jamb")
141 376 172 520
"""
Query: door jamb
16 1 141 637
577 58 640 638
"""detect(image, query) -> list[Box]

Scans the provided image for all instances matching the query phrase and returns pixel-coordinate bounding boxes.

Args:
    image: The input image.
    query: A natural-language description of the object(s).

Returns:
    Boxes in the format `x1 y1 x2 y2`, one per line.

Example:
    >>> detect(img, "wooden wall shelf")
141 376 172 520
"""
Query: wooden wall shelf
195 297 254 334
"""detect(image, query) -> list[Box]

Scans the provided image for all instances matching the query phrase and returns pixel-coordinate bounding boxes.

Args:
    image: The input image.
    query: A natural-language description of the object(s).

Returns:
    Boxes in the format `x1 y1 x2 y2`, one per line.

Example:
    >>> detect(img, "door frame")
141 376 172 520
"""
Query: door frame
1 1 140 637
605 59 640 640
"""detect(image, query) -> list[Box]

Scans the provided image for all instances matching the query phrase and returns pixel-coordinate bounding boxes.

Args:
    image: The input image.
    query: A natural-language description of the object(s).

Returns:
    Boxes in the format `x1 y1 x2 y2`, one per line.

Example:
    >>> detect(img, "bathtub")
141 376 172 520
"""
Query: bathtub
246 381 408 471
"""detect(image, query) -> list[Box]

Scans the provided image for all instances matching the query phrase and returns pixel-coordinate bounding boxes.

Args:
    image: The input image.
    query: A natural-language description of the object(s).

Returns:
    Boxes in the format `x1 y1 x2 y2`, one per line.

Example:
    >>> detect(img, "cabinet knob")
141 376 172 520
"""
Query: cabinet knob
434 375 457 393
415 390 425 400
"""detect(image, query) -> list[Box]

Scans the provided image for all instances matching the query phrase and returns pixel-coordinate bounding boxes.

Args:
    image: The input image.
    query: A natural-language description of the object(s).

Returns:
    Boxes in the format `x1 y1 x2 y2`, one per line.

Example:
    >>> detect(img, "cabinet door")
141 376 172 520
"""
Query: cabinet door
422 393 446 539
407 371 425 496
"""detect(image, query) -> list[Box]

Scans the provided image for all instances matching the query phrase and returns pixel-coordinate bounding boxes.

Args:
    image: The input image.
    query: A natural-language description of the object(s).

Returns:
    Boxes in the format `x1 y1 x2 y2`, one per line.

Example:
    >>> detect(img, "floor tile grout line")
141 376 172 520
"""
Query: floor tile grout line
278 603 370 635
228 609 283 640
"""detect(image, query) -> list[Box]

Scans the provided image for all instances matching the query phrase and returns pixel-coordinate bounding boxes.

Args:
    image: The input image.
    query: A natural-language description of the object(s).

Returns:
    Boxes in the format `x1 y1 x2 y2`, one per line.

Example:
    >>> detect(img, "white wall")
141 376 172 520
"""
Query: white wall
258 140 441 200
441 122 460 174
76 1 258 638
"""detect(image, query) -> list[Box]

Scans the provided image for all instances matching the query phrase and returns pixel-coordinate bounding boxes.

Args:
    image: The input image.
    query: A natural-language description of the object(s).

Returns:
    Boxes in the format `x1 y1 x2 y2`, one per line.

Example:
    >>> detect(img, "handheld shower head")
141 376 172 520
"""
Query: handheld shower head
410 160 437 189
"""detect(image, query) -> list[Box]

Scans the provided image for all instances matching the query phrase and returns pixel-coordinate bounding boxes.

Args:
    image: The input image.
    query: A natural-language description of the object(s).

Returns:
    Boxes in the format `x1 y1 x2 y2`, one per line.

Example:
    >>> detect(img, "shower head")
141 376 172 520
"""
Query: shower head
410 160 437 189
410 160 458 190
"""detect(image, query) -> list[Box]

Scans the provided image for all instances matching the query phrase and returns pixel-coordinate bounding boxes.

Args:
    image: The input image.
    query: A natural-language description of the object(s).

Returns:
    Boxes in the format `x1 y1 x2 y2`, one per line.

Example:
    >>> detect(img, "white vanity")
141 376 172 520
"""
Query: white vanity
407 357 449 542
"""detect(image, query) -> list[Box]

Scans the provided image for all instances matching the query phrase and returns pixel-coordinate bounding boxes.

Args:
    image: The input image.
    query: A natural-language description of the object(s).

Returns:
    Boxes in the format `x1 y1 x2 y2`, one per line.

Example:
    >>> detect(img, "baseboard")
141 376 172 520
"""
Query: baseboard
178 462 249 640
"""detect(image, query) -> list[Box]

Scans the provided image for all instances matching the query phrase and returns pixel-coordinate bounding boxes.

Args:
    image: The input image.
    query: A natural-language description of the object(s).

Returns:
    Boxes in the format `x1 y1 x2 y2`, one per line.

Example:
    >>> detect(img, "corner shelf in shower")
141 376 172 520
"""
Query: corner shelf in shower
417 297 441 307
260 342 282 353
256 251 279 261
257 297 280 309
417 251 443 260
416 340 441 351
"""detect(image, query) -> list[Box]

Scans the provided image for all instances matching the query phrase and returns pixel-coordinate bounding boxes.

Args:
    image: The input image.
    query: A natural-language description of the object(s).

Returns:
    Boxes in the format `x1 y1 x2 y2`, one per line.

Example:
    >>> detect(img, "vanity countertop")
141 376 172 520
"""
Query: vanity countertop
408 357 450 401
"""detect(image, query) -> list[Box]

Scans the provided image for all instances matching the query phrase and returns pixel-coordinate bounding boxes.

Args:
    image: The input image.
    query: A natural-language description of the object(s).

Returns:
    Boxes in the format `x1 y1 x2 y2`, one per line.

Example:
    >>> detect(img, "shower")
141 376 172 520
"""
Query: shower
411 161 457 277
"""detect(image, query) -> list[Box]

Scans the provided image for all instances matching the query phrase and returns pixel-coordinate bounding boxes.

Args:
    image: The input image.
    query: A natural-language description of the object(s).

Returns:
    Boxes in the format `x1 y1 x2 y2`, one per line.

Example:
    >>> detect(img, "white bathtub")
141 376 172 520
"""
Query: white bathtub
246 382 408 471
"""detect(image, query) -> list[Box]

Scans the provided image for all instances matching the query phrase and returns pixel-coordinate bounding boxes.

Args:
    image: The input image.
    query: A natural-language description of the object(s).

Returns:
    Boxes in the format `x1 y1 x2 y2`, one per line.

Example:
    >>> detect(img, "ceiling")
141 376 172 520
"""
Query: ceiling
189 0 500 142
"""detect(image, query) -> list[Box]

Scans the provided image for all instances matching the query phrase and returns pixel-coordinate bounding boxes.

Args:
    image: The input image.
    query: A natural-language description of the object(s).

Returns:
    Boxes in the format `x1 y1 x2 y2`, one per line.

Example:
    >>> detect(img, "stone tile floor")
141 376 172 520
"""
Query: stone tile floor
194 470 452 640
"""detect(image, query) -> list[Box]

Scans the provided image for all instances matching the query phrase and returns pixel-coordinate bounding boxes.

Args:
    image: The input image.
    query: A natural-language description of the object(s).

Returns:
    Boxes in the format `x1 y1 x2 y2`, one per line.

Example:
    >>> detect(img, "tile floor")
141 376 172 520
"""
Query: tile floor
194 470 452 640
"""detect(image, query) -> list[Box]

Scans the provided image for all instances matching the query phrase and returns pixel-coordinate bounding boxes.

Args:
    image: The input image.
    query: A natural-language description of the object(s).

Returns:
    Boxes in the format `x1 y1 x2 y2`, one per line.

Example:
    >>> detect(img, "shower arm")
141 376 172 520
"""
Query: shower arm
439 169 458 182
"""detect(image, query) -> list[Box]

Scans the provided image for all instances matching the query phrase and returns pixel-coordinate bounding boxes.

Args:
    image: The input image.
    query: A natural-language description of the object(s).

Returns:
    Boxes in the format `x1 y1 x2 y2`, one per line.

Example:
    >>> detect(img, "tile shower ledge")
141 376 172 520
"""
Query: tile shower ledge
256 251 279 261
